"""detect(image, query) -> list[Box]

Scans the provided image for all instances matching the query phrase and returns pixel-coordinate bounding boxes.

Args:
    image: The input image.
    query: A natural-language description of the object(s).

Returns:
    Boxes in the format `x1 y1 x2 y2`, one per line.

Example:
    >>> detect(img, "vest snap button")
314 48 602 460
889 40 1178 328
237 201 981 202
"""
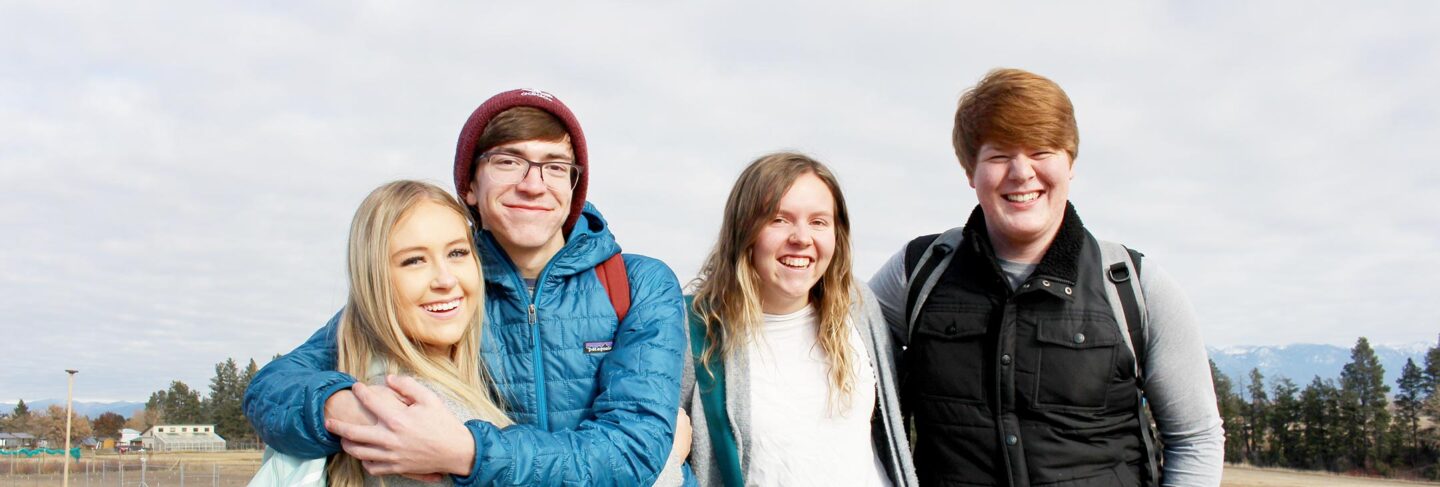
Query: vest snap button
1000 354 1012 365
1064 287 1073 295
946 325 957 335
1074 333 1086 344
1041 280 1051 287
1005 435 1018 445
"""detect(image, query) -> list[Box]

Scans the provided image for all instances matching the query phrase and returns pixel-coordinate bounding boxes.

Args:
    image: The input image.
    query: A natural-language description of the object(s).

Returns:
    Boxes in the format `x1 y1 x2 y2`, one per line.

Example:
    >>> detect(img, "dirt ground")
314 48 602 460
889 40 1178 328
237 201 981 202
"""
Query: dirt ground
3 453 1438 486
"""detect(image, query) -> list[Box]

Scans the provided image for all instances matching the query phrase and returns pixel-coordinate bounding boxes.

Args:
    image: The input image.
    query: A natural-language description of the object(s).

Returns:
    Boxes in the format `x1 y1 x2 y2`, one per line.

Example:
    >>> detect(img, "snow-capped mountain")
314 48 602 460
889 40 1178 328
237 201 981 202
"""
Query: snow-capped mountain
0 400 144 419
1208 342 1434 393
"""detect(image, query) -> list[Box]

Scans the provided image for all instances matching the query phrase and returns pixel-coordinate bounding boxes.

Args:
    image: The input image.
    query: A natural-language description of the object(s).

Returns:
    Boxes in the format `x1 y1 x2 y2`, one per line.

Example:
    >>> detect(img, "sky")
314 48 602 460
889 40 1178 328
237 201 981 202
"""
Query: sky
2 1 1438 402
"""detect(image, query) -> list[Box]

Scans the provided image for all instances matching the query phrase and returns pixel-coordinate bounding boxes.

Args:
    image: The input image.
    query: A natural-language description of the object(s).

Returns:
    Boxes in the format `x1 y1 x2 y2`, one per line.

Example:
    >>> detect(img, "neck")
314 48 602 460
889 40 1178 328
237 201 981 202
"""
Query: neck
986 226 1058 264
498 235 565 279
424 343 453 360
761 296 810 315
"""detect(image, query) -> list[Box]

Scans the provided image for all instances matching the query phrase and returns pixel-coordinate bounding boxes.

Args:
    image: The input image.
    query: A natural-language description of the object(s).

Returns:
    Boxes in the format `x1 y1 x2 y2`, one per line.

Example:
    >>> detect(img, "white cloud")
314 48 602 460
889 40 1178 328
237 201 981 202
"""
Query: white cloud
2 1 1437 401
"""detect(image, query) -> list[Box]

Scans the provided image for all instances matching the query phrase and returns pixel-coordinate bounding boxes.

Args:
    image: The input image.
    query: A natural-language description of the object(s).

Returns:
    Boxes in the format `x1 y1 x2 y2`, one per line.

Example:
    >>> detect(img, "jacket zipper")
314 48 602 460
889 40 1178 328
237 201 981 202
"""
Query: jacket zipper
517 235 588 429
529 300 546 426
479 232 558 428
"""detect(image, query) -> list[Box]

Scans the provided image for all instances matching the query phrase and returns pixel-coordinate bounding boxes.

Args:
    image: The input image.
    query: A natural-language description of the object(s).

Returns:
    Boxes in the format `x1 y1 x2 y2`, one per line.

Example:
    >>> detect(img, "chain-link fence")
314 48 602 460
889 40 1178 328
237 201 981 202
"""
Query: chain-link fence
3 454 260 487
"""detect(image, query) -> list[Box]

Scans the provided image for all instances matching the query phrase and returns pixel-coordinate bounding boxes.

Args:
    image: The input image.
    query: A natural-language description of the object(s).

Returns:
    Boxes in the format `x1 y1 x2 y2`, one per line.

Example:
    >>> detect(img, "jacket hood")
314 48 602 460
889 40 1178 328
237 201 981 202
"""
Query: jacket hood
477 201 620 289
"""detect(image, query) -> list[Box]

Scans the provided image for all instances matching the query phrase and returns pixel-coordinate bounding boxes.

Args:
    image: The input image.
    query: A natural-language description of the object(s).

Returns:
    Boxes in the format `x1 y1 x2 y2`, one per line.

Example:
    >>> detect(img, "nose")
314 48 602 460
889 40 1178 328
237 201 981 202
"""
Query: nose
1007 154 1036 181
787 223 814 246
514 164 548 194
432 261 459 290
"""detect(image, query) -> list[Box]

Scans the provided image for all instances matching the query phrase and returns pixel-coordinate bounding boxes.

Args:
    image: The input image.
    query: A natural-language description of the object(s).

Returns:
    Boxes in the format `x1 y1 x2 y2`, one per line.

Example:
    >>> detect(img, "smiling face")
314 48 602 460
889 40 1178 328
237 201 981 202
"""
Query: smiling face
749 172 837 315
388 199 483 356
969 142 1074 261
465 138 574 264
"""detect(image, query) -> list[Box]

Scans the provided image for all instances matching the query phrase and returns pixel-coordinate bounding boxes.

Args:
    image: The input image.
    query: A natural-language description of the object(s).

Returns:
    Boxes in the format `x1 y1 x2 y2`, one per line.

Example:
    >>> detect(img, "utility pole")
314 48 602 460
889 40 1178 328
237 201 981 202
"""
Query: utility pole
63 369 78 487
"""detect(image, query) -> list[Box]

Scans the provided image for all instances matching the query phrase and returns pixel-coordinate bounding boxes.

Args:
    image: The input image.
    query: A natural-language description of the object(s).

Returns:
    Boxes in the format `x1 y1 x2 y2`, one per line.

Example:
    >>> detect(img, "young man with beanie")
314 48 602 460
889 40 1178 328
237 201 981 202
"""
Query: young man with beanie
244 89 690 486
868 69 1224 486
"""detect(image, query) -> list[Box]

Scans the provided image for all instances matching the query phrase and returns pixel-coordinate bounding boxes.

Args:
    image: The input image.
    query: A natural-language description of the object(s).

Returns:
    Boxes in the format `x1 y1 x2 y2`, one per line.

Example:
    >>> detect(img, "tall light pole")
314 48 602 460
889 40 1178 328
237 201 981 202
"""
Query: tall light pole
63 369 78 487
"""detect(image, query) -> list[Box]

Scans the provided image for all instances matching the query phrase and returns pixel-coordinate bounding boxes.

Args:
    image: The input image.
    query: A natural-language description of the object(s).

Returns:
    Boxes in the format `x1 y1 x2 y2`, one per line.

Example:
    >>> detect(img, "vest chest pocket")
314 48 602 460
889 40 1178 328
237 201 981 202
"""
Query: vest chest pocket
1030 312 1122 410
908 306 990 404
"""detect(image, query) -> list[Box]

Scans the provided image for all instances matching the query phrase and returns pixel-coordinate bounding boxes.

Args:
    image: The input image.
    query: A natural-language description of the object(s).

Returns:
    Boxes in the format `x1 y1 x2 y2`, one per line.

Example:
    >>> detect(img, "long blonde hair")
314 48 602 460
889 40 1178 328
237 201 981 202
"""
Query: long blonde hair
691 152 858 412
327 180 511 486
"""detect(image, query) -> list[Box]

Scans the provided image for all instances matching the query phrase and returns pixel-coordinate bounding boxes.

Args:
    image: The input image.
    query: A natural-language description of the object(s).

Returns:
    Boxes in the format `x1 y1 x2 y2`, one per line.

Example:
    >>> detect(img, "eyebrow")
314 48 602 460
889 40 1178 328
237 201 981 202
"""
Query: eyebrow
391 238 469 259
777 209 835 218
491 146 573 162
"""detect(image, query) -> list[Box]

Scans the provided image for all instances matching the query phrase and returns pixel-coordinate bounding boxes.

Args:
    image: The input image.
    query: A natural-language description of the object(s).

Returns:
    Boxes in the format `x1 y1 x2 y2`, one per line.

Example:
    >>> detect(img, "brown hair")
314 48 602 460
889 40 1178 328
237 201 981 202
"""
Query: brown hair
953 68 1079 177
471 106 570 165
691 152 860 413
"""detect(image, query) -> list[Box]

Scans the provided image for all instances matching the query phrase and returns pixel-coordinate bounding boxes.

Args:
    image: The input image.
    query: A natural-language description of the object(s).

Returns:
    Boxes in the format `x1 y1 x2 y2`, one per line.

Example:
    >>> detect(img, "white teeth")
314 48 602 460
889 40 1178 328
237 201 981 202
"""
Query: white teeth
1005 192 1039 203
780 257 811 269
422 298 461 312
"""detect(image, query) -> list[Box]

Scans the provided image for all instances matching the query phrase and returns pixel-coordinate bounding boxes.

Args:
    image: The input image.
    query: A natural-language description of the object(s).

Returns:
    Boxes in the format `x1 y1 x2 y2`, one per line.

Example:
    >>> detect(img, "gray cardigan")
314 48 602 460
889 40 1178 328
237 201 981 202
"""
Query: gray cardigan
678 287 918 486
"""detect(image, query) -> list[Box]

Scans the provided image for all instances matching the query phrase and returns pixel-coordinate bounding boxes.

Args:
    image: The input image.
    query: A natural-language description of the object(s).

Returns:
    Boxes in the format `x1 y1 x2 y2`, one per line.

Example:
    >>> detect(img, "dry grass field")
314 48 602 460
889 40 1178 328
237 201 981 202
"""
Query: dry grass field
1224 465 1439 486
1 450 262 487
2 452 1437 486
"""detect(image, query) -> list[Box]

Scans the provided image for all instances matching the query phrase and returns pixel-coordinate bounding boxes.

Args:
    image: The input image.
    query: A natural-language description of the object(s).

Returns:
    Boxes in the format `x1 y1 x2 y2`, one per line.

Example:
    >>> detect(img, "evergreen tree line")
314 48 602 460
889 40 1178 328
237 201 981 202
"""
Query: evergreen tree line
1210 336 1440 479
0 357 264 447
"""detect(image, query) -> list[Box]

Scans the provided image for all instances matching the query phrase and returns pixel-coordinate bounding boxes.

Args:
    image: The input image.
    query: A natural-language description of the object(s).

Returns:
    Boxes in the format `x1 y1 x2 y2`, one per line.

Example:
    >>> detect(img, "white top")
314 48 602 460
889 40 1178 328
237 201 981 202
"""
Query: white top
744 305 892 487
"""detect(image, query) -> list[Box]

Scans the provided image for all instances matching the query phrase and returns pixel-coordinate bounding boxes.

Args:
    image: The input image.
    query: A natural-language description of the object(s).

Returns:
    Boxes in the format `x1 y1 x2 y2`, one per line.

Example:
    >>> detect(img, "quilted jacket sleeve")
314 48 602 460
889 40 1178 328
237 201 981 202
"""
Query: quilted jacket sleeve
242 311 357 459
453 256 686 486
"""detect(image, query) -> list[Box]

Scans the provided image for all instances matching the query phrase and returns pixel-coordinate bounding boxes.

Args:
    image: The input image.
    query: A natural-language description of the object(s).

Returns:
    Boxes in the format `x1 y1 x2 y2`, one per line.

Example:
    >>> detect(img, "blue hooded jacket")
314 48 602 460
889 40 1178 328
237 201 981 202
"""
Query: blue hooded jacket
243 203 686 486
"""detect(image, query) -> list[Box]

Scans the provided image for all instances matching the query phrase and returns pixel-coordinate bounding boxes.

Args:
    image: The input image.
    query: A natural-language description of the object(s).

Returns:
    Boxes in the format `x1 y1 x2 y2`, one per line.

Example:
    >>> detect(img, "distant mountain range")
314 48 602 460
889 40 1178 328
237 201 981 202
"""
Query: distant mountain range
1208 342 1435 393
0 400 144 420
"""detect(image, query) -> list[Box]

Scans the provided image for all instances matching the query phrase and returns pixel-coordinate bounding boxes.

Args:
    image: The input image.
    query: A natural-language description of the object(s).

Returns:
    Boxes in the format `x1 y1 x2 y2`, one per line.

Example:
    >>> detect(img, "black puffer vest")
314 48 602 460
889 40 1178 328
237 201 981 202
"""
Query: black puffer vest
903 204 1147 487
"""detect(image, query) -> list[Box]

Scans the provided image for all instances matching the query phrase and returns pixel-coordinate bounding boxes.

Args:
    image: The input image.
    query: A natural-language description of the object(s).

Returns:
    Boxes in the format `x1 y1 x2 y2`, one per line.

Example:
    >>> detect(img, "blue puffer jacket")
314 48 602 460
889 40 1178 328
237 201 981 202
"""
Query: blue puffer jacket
242 203 687 486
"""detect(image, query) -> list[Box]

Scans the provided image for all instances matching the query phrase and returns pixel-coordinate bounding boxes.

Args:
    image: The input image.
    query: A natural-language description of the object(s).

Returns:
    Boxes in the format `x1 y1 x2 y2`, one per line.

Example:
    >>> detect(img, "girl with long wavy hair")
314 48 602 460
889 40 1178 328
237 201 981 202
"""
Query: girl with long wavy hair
681 152 916 487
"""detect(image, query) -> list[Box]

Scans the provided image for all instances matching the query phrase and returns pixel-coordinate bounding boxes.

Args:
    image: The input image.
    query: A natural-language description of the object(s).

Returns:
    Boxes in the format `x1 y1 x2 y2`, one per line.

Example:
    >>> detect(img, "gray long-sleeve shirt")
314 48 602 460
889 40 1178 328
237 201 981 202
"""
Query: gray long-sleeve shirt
868 247 1225 487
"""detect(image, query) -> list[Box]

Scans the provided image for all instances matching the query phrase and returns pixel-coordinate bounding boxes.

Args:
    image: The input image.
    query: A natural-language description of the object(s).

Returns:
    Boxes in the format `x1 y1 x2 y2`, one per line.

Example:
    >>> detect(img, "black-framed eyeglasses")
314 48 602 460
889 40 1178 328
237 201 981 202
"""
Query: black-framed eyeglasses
476 152 583 190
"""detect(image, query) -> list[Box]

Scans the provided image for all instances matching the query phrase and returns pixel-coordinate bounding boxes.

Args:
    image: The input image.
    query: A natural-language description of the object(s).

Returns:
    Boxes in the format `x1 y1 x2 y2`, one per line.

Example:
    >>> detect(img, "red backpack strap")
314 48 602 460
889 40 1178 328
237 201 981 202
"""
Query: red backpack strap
595 253 631 322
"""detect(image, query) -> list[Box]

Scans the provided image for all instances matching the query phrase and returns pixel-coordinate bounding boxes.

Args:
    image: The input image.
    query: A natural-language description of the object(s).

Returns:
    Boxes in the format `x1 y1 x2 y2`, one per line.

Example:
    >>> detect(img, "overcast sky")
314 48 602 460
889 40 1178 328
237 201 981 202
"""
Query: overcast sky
3 2 1438 402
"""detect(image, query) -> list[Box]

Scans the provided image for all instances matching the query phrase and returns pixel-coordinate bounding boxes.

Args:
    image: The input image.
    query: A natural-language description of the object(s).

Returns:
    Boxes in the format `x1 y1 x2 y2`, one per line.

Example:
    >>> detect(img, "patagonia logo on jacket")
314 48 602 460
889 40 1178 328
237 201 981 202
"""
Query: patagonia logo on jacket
584 341 614 353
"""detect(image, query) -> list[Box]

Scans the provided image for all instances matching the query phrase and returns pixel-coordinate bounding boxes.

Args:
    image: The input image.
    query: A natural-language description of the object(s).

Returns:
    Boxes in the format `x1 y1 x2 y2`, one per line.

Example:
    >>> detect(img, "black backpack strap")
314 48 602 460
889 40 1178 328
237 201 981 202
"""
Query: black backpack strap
1100 241 1160 486
903 227 966 344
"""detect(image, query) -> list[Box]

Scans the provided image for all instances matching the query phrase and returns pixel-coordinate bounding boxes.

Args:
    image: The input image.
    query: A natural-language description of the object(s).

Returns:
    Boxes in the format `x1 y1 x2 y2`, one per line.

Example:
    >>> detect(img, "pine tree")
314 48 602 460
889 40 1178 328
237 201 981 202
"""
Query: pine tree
208 358 251 444
145 390 168 428
1340 337 1391 472
1426 336 1440 421
237 358 261 442
1246 368 1269 465
1421 337 1440 475
7 399 31 433
1268 377 1301 467
1396 359 1426 457
1426 335 1440 394
1211 359 1245 462
1299 376 1339 471
162 381 205 424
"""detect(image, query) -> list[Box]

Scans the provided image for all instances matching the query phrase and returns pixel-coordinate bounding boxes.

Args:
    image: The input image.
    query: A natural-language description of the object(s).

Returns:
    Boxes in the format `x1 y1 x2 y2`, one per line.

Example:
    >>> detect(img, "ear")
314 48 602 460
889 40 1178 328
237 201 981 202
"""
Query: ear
465 180 480 206
967 172 976 189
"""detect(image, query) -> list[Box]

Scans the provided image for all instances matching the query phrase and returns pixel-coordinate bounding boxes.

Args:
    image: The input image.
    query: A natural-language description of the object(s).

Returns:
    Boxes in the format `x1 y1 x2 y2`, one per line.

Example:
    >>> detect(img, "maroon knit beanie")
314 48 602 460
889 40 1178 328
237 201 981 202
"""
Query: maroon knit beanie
453 89 589 235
